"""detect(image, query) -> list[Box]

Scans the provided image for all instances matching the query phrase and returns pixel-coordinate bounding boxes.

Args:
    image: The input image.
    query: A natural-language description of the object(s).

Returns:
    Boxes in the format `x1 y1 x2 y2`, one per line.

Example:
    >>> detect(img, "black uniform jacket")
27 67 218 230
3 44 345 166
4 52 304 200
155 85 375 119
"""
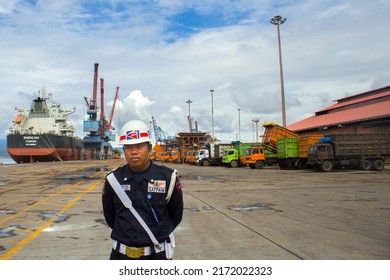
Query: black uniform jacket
102 162 183 247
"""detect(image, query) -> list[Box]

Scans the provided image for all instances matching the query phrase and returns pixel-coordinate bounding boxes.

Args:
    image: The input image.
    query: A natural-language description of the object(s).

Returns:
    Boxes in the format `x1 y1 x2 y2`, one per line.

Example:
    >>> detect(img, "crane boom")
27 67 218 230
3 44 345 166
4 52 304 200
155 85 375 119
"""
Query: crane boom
100 78 105 136
107 86 119 131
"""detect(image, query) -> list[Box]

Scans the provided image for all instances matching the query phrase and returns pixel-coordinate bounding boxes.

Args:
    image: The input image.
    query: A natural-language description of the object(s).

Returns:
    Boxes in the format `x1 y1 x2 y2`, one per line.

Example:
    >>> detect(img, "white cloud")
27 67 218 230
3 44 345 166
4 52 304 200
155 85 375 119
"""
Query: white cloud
1 0 390 144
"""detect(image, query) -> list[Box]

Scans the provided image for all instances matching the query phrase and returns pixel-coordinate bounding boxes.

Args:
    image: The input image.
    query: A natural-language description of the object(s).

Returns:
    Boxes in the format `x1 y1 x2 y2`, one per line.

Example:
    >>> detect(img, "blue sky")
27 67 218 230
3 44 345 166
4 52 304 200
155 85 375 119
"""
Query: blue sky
1 0 390 143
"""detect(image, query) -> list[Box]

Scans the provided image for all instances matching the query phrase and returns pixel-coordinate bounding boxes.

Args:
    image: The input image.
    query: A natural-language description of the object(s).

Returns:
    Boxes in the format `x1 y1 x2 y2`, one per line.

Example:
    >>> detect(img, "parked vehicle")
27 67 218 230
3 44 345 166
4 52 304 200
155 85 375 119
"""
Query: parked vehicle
237 122 298 169
158 151 170 162
308 134 390 171
168 149 182 163
277 134 323 169
185 150 196 165
222 142 257 167
262 122 299 153
240 146 278 169
153 144 166 161
196 143 233 166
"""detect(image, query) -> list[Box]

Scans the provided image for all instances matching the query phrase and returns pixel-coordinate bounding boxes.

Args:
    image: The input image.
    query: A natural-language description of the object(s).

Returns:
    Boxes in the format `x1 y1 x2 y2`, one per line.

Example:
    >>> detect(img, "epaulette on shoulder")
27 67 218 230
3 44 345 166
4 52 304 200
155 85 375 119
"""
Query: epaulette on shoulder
159 164 172 171
159 164 174 173
105 166 121 178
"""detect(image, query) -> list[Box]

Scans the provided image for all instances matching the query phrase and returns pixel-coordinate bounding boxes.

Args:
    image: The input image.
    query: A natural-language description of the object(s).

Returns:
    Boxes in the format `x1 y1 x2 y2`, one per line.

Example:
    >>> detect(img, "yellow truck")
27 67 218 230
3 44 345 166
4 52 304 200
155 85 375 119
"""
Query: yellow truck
184 150 196 165
158 152 170 162
262 122 299 153
153 144 167 161
168 149 182 163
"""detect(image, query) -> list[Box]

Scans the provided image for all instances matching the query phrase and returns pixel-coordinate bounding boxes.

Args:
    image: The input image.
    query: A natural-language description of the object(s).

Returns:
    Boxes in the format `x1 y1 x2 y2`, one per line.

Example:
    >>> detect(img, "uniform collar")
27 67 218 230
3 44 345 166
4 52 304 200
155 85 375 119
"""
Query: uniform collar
124 161 154 181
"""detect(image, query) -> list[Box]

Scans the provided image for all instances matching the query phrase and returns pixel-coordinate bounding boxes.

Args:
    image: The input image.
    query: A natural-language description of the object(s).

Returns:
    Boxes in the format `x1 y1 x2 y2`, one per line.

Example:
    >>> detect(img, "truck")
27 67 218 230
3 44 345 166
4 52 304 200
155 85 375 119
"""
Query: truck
184 150 196 165
158 151 170 162
196 143 233 166
222 142 257 167
262 122 299 154
168 148 182 163
152 144 166 161
307 133 390 171
240 146 278 169
277 134 323 169
248 122 301 169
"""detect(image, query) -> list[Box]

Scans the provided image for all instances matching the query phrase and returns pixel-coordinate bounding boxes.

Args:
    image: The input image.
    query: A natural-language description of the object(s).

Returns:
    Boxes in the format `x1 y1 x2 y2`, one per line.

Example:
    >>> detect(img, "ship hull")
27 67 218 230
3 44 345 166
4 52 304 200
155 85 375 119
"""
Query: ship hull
7 134 83 163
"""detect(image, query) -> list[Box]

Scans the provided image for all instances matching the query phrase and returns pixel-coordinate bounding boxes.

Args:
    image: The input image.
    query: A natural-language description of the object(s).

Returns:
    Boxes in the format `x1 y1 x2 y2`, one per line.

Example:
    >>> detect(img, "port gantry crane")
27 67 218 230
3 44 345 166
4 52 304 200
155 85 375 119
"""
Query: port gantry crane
83 63 120 159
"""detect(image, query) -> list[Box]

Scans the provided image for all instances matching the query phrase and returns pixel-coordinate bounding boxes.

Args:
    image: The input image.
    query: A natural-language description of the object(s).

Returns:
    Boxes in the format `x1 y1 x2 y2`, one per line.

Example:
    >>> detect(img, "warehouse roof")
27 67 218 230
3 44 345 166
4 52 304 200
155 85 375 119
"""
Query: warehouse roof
287 85 390 132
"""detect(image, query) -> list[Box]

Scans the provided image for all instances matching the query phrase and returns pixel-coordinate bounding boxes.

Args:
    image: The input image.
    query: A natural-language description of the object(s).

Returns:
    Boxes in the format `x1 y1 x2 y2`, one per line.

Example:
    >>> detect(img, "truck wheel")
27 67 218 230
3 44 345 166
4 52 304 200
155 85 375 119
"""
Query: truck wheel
297 159 307 169
249 164 256 169
313 165 321 171
255 161 264 169
286 160 295 170
202 160 210 167
230 160 238 168
321 160 333 172
360 159 372 171
372 159 384 171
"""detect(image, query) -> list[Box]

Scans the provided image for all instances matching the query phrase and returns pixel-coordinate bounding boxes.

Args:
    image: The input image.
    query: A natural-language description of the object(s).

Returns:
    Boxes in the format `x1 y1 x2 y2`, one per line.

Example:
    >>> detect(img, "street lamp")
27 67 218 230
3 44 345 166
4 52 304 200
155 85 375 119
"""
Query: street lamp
252 119 255 142
252 118 260 144
237 108 241 142
210 89 214 140
270 15 287 128
186 99 192 132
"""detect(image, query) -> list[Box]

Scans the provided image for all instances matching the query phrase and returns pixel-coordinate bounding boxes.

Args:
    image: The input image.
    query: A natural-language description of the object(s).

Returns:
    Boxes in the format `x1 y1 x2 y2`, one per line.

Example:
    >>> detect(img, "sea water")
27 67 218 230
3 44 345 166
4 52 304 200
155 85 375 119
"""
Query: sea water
0 157 16 165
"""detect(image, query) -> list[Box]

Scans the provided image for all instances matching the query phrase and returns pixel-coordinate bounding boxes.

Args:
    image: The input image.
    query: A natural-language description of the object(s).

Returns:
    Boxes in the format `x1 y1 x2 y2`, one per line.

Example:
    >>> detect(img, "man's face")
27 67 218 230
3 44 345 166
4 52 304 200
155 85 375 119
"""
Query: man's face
123 142 151 172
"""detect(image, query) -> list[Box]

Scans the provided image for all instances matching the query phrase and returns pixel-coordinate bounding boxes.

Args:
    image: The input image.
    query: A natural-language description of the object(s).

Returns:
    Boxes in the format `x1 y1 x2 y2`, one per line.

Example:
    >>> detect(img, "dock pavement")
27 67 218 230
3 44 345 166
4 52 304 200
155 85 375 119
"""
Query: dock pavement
1 159 389 260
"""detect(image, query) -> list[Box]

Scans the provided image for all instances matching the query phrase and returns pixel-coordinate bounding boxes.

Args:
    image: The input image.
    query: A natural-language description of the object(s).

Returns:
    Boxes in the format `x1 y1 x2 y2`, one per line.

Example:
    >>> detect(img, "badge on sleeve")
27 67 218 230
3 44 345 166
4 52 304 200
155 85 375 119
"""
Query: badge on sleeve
148 180 166 193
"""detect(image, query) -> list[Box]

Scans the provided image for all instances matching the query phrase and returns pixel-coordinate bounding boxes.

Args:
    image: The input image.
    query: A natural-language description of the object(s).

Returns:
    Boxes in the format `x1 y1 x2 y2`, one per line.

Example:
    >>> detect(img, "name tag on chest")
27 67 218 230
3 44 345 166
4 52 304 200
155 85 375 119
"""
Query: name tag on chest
121 184 131 191
148 180 166 193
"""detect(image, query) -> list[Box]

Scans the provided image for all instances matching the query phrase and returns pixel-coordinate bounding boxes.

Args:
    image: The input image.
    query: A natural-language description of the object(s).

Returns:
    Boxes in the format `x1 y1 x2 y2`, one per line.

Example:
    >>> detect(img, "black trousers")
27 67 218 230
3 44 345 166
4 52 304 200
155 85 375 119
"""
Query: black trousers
109 249 168 260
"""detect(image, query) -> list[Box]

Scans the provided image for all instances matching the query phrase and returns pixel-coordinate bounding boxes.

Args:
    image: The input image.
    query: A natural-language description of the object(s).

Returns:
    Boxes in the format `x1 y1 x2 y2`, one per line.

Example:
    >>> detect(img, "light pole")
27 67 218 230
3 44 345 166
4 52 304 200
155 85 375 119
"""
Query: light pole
252 118 259 144
237 108 241 142
252 119 255 142
210 89 214 140
270 15 287 128
186 99 192 132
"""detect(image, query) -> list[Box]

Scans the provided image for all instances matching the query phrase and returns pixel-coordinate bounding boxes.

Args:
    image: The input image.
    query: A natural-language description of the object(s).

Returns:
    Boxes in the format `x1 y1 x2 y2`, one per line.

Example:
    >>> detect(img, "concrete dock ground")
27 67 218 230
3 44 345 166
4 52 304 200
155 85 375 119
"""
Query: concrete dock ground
0 159 389 260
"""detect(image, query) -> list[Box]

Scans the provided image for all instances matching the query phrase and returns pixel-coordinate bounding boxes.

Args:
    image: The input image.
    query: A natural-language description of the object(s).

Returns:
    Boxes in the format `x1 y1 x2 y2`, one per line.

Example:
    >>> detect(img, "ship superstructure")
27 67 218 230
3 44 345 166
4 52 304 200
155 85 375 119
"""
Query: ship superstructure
7 88 83 163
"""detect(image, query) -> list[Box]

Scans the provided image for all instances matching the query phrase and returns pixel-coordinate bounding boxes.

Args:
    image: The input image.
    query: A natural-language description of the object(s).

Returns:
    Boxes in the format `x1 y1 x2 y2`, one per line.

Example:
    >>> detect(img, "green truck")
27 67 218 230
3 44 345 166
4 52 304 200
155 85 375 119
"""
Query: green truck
277 135 323 169
222 141 258 167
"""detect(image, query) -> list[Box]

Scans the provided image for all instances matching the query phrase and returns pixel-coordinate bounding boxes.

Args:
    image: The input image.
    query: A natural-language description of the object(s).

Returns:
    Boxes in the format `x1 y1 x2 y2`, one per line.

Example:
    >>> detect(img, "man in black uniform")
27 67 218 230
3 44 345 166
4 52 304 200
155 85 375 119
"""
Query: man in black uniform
102 120 183 260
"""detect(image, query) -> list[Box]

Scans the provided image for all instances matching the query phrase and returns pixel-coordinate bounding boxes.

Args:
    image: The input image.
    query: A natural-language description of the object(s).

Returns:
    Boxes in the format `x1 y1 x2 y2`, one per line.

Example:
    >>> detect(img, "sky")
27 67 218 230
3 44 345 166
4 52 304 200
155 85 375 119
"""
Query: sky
1 0 390 144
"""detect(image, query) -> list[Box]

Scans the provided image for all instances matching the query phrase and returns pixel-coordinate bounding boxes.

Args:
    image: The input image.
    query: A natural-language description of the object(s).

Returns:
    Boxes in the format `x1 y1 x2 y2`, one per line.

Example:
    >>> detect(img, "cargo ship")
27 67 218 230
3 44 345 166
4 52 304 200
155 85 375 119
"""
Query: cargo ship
7 88 83 163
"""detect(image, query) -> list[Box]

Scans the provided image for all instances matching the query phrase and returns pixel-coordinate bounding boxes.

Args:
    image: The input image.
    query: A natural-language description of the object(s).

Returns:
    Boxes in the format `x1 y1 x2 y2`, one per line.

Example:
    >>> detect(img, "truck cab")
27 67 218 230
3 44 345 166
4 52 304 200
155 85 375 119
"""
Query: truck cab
240 146 266 169
168 149 182 163
195 148 210 166
240 146 278 169
308 143 334 171
184 150 196 164
159 152 170 162
222 148 240 167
